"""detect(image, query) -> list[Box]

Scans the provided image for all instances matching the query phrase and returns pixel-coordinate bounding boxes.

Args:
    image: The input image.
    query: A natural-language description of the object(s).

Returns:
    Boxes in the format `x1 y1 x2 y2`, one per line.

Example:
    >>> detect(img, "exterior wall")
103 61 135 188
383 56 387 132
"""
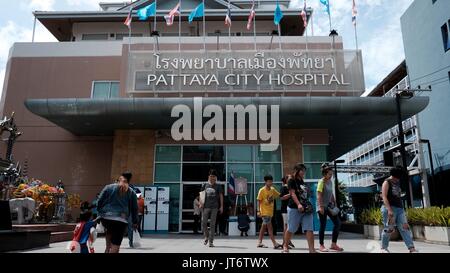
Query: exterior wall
110 130 155 185
0 54 122 201
401 0 450 172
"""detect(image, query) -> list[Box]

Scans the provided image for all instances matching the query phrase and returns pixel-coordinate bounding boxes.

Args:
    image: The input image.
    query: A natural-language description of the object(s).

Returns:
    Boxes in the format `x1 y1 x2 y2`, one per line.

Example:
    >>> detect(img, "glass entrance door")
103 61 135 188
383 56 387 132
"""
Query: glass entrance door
181 183 203 232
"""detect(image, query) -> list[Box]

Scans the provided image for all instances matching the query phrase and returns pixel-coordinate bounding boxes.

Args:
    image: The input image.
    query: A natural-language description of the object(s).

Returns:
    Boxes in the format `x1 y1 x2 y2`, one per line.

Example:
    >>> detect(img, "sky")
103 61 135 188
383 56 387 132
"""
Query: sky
0 0 414 95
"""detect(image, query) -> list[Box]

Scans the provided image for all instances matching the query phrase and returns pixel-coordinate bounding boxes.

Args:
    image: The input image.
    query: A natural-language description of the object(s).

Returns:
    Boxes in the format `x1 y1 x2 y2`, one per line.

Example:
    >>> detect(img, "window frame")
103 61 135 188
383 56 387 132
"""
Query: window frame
91 81 120 99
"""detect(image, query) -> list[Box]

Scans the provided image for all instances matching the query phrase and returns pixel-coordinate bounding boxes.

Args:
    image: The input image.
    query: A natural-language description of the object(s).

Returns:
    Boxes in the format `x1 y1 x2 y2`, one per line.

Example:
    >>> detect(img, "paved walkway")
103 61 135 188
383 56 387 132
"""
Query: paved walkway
21 232 450 253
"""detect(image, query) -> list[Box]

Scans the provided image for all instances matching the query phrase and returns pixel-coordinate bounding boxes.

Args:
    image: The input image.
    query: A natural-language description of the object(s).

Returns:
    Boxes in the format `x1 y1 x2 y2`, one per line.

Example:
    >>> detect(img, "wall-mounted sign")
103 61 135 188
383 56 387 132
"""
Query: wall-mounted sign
128 50 364 94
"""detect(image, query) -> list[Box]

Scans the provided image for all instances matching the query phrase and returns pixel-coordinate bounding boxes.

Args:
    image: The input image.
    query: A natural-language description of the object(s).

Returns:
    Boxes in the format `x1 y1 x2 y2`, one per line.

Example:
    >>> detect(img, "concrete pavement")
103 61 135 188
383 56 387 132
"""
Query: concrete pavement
20 232 450 253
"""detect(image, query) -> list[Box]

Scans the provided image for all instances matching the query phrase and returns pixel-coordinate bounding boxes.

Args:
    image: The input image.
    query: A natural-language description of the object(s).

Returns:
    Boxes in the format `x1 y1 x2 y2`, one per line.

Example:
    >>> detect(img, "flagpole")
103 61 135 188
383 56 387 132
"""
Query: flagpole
203 0 206 51
154 0 157 32
354 19 359 51
228 0 231 51
179 0 182 52
310 9 314 36
128 10 132 55
328 9 332 32
253 7 257 51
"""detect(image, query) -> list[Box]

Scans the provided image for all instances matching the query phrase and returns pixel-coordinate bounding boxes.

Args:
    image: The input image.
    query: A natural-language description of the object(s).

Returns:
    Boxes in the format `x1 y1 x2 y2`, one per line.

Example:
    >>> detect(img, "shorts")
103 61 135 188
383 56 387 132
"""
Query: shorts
287 207 313 233
282 213 288 226
101 218 128 246
261 216 272 225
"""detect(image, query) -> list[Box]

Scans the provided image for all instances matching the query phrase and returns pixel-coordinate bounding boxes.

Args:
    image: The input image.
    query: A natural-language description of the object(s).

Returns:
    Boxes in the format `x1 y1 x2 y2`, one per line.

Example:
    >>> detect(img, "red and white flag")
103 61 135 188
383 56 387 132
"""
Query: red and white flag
124 9 133 29
352 0 358 26
165 2 180 26
246 1 256 30
300 0 307 28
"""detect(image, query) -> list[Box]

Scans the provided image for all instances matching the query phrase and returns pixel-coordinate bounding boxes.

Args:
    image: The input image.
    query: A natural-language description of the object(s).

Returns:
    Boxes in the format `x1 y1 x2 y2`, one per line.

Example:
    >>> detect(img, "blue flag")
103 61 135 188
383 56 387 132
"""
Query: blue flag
274 3 283 25
320 0 330 15
189 2 204 23
137 1 156 21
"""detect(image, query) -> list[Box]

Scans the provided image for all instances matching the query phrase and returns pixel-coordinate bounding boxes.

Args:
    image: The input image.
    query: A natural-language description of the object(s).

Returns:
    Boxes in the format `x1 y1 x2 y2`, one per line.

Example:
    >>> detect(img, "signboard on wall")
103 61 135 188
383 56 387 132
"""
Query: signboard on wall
235 177 248 195
128 50 365 95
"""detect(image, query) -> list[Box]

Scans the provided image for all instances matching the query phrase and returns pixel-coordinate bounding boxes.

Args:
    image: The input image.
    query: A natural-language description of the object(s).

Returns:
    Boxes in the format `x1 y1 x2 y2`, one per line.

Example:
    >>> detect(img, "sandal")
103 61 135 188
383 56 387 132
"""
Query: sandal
274 244 283 249
257 243 268 248
281 248 290 253
330 245 344 252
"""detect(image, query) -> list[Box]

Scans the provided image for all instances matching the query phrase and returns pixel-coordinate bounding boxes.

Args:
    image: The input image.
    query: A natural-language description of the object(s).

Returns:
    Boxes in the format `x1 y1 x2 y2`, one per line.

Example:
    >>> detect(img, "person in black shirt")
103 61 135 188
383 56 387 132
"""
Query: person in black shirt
280 175 295 248
380 167 417 253
282 164 316 253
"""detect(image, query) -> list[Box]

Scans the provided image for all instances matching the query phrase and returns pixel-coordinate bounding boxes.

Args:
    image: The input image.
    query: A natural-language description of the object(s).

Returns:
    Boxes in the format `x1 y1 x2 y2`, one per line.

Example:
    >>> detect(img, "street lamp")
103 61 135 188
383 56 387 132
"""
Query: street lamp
395 86 432 207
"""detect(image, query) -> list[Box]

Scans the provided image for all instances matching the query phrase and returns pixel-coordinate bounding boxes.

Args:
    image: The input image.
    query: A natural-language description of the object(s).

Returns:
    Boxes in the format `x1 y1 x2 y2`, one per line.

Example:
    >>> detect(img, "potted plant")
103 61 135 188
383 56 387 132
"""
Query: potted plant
406 208 426 241
360 208 383 240
423 207 450 245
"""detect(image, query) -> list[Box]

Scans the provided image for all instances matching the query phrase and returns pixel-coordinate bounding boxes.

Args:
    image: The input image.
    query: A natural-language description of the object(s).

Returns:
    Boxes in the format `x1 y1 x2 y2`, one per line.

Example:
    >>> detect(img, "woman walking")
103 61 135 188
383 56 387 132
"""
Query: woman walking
317 164 343 252
97 172 138 253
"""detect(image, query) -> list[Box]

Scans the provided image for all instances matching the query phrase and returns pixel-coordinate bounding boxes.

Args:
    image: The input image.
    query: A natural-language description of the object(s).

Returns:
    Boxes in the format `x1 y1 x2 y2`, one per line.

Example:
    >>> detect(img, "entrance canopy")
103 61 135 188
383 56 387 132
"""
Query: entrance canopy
24 96 428 159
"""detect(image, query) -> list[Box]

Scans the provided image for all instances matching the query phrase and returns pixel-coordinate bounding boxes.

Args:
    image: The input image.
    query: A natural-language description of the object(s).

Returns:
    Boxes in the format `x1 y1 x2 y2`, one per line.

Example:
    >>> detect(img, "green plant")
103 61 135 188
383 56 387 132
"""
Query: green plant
406 207 450 227
359 208 382 225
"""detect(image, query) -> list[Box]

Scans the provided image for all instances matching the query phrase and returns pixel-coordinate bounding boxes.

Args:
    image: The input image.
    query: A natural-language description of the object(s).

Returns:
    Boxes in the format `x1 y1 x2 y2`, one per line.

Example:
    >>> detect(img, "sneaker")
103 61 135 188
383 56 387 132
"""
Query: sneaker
380 249 390 253
288 241 295 248
245 232 248 237
409 248 419 253
319 245 329 252
209 242 215 248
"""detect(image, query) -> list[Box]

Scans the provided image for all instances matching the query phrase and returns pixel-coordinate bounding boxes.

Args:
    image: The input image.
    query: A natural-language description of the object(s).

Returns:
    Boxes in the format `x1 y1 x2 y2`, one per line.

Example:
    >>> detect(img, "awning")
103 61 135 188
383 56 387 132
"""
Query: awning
24 96 429 159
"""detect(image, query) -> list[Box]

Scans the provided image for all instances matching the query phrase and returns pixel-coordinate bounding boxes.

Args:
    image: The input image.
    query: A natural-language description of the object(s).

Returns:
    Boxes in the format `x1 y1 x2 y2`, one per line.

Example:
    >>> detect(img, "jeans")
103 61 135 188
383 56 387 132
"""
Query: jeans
318 210 341 245
381 206 415 250
202 208 218 243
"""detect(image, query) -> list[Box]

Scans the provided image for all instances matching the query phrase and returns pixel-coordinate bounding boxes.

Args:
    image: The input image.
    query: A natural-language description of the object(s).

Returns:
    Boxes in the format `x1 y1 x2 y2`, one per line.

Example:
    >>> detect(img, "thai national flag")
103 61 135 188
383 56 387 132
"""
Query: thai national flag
165 2 180 26
228 172 235 195
300 0 307 28
225 7 232 27
124 9 133 29
352 0 358 26
246 0 256 30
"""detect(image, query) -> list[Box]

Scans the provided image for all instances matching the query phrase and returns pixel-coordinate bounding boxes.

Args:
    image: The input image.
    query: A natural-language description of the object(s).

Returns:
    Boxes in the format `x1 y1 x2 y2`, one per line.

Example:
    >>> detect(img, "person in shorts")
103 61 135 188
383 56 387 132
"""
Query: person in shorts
256 175 282 249
282 164 316 253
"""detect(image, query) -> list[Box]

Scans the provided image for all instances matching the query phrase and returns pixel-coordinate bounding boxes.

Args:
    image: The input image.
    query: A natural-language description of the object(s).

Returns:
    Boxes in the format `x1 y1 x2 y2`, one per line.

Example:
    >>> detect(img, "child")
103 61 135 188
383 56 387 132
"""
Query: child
70 211 97 253
237 207 251 237
256 175 282 249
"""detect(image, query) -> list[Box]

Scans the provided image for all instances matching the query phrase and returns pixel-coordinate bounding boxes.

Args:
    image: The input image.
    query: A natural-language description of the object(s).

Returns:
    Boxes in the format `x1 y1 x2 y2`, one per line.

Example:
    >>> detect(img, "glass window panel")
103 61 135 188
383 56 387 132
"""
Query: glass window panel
228 163 253 182
155 146 181 162
227 145 253 162
182 163 226 182
183 146 225 162
304 163 323 180
92 82 110 98
303 145 329 162
82 33 108 41
110 82 120 98
255 163 282 182
154 163 180 182
255 145 281 162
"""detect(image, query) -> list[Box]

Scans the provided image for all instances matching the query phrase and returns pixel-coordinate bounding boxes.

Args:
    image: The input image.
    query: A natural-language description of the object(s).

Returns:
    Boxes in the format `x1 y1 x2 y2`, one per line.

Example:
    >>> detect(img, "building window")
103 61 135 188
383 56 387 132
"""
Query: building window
91 81 120 98
303 145 329 179
81 34 109 41
441 22 450 52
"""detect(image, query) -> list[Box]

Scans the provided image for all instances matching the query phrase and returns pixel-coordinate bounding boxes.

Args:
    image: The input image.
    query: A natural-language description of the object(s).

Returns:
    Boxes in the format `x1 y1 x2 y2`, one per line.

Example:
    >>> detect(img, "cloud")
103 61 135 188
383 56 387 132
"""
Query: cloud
27 0 55 11
0 21 56 92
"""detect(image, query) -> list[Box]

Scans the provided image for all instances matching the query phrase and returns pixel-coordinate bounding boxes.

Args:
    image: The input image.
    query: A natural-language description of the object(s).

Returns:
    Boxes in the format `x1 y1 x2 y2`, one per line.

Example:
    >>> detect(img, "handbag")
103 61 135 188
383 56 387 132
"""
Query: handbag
328 203 340 216
199 190 206 206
